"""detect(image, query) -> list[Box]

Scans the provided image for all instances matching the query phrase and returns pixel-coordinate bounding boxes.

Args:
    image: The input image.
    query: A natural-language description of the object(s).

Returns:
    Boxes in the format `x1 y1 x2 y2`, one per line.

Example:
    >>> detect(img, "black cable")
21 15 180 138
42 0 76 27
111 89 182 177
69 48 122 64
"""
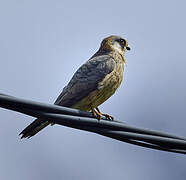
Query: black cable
0 93 186 155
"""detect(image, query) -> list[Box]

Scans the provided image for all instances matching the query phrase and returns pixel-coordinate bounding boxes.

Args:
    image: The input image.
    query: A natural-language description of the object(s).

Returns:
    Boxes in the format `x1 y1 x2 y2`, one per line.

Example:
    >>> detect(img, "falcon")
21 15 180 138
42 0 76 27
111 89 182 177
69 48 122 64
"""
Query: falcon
20 35 130 138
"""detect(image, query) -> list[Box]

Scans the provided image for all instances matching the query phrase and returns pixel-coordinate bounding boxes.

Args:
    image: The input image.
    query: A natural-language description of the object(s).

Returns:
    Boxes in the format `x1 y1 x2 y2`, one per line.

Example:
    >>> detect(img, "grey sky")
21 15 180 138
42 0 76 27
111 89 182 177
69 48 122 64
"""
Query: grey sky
0 0 186 180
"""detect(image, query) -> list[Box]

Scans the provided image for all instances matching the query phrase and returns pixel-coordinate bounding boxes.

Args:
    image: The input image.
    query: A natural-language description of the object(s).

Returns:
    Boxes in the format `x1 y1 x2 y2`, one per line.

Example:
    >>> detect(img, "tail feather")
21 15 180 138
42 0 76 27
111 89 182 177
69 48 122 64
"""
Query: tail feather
19 119 50 139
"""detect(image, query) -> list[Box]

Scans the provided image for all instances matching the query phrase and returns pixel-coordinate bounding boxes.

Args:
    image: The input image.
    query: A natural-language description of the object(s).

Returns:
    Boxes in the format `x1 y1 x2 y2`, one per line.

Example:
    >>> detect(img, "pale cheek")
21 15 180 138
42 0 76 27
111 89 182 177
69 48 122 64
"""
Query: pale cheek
113 42 123 54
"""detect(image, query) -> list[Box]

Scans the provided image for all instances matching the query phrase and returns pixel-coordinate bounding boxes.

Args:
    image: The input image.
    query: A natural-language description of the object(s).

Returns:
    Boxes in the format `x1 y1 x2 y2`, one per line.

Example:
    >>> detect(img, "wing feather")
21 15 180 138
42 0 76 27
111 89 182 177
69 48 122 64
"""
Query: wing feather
54 55 116 107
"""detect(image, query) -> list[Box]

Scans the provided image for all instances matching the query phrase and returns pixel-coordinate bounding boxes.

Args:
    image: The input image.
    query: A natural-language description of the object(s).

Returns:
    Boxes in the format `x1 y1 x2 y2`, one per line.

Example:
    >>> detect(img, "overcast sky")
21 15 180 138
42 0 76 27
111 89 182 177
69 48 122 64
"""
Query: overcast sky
0 0 186 180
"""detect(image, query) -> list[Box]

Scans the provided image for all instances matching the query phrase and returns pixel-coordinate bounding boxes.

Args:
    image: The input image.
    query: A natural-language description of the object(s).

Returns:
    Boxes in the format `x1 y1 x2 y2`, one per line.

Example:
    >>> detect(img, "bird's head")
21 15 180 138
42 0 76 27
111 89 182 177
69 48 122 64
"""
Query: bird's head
99 35 130 55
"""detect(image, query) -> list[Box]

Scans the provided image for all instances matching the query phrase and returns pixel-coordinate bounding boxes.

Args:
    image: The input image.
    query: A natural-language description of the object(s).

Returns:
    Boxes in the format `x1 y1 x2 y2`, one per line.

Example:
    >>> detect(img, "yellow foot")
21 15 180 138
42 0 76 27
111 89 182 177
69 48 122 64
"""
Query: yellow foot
91 107 114 120
101 113 114 120
91 107 102 120
96 107 114 120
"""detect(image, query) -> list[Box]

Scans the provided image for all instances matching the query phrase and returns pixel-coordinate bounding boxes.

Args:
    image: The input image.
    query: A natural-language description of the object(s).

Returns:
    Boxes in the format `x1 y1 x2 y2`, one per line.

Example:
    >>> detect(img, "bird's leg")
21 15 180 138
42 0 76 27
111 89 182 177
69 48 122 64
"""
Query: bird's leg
91 107 102 120
95 107 114 120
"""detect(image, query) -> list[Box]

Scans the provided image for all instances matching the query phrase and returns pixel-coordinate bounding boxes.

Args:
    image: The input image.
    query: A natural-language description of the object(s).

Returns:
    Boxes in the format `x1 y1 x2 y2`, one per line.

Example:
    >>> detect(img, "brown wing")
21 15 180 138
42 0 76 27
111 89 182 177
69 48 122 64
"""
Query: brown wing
54 55 116 107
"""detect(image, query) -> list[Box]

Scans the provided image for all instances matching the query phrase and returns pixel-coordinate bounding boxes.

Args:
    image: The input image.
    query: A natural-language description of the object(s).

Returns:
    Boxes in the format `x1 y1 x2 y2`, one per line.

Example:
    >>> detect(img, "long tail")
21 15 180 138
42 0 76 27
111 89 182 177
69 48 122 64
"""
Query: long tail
19 119 50 139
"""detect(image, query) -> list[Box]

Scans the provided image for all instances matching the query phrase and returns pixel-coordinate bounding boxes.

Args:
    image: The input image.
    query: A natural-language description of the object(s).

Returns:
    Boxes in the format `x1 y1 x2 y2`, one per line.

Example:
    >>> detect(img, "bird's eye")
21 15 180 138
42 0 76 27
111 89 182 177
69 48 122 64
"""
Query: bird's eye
117 38 126 48
119 39 125 43
120 39 126 45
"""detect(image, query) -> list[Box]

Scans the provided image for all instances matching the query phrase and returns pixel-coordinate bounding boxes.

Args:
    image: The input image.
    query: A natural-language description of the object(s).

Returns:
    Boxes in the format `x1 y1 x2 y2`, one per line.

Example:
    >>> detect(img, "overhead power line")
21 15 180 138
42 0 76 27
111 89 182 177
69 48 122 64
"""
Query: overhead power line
0 93 186 155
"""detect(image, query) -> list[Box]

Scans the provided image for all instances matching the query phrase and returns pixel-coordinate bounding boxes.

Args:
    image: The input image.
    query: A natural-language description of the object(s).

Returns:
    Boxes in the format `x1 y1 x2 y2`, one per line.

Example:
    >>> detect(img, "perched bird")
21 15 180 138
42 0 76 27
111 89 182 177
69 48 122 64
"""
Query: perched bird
20 35 130 138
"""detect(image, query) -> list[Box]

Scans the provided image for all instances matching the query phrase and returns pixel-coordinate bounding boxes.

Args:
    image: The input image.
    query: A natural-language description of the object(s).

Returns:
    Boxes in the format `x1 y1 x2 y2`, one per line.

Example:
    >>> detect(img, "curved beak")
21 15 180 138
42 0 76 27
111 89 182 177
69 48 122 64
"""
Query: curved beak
126 46 131 51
